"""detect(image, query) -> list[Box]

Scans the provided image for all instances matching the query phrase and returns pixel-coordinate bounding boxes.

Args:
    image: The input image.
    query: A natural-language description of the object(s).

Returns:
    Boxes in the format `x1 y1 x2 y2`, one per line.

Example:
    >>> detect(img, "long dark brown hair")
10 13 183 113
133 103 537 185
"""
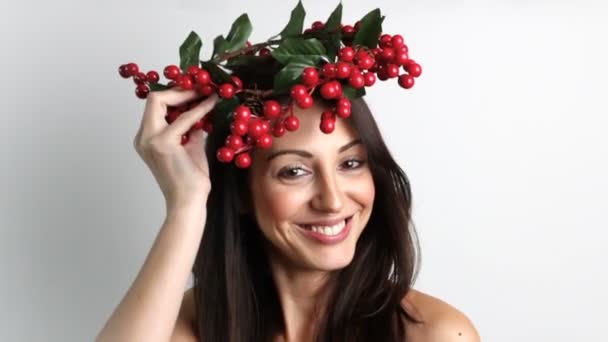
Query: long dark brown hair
192 68 423 340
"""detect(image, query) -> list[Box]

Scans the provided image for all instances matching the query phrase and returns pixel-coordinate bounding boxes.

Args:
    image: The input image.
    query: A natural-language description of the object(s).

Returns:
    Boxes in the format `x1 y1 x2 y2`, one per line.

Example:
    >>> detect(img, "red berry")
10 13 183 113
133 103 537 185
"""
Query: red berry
284 115 300 131
320 82 338 99
187 65 200 76
296 94 314 109
177 75 194 90
332 81 343 98
301 67 319 87
341 25 355 36
355 51 374 70
377 66 389 81
146 71 159 83
234 105 252 122
337 98 351 108
226 135 244 150
406 62 422 77
363 72 376 86
256 134 273 149
181 134 190 145
335 105 351 119
163 65 181 80
260 120 270 133
391 34 405 48
349 71 365 89
193 118 205 130
371 48 382 58
235 153 252 168
217 147 235 163
231 119 248 136
219 83 235 98
272 121 286 137
320 119 335 133
338 47 355 62
133 72 147 85
387 64 400 78
135 84 149 99
379 34 392 48
231 76 243 90
335 62 352 79
259 48 271 56
290 84 308 100
311 21 324 30
125 63 139 77
198 84 214 96
165 110 180 124
394 51 409 65
203 120 213 133
380 48 395 63
322 63 337 79
321 110 335 121
118 64 130 78
263 100 282 118
248 119 265 138
195 70 211 85
398 74 415 89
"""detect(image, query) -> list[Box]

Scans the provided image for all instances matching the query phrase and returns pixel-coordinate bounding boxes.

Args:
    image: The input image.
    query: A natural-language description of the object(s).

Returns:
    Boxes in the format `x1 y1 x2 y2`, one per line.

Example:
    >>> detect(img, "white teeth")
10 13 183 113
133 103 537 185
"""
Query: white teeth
309 220 346 236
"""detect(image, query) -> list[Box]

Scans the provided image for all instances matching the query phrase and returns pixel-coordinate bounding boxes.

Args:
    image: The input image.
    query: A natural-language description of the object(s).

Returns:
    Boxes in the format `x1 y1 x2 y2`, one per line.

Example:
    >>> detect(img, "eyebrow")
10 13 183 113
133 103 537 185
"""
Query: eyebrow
266 139 363 162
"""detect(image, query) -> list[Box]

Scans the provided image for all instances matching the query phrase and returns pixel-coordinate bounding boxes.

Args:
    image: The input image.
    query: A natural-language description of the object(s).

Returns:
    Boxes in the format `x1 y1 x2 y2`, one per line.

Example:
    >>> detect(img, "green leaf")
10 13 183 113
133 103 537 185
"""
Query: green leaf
323 34 342 62
211 14 253 58
342 84 366 100
200 61 233 84
224 14 253 52
212 35 228 59
149 83 171 91
273 61 310 93
179 31 203 71
324 2 343 33
280 0 305 38
271 38 327 65
352 8 384 48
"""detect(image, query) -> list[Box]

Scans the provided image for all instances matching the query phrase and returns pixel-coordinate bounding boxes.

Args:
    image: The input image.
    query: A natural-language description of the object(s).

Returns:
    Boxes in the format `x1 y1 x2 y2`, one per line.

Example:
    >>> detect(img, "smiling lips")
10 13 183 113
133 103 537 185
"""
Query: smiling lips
296 215 354 244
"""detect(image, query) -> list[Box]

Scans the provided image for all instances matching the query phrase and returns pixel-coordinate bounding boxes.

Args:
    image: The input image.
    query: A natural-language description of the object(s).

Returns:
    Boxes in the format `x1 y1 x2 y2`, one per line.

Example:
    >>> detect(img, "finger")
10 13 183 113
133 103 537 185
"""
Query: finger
141 88 205 136
164 94 219 140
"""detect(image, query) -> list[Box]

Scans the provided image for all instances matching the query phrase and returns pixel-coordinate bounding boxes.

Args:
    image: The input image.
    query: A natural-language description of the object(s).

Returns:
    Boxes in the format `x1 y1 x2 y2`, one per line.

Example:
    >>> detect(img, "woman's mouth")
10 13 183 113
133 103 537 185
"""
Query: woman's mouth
296 215 354 244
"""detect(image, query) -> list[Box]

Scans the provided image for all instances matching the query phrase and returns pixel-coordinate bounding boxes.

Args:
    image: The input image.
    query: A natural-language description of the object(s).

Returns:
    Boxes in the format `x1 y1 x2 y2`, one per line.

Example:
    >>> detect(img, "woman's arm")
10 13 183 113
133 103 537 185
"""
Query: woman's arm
96 203 206 342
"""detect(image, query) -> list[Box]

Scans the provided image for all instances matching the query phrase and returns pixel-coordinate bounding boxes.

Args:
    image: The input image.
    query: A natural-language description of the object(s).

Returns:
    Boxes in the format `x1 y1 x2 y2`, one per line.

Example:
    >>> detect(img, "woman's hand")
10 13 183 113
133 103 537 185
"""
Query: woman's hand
133 89 219 209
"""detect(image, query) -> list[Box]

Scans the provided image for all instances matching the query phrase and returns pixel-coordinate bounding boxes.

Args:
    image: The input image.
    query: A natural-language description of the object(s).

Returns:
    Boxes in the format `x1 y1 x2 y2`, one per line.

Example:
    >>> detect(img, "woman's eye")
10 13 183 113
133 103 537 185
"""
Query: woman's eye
341 158 365 169
278 166 309 179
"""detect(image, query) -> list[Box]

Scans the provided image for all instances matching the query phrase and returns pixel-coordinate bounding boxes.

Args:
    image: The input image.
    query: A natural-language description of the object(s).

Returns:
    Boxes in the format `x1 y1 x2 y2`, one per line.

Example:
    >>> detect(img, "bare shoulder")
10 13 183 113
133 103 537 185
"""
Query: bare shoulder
170 287 198 342
401 289 481 342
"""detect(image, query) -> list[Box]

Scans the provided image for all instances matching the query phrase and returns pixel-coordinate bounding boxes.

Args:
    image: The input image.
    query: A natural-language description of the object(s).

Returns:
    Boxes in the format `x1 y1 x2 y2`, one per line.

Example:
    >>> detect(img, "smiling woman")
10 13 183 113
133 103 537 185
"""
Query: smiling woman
98 2 479 341
187 92 479 341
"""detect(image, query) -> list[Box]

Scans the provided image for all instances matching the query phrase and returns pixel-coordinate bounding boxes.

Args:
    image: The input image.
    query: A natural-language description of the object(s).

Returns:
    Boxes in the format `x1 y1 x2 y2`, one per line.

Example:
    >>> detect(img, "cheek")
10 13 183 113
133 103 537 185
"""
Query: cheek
257 183 311 227
353 173 375 206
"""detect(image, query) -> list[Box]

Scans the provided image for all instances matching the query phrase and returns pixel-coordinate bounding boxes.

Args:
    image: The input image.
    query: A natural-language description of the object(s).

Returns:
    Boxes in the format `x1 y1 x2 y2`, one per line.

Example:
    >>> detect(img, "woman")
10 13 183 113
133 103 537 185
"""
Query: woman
96 82 480 341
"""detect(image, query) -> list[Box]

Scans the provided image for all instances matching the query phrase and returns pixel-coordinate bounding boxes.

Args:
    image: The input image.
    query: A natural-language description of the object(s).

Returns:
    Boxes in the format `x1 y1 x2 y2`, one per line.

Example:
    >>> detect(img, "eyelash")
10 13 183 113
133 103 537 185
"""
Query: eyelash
278 158 366 179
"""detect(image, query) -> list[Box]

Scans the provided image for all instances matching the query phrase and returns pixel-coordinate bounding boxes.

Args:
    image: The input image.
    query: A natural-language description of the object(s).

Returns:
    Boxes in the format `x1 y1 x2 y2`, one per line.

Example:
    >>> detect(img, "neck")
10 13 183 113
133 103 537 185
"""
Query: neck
267 248 335 341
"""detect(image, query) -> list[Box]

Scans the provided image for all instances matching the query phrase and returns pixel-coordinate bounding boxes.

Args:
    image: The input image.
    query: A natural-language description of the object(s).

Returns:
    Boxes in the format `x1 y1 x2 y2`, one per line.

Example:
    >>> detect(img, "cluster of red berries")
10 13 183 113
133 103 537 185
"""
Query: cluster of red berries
118 21 421 169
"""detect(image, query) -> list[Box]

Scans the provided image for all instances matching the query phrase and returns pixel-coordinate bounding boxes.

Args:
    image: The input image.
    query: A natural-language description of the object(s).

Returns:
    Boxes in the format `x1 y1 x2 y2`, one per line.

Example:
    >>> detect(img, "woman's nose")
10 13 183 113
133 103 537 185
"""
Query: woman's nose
311 173 344 213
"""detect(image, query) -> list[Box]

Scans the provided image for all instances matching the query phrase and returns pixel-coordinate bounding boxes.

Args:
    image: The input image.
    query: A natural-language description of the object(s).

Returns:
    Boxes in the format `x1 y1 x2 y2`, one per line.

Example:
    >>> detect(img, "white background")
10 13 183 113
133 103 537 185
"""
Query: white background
1 0 607 341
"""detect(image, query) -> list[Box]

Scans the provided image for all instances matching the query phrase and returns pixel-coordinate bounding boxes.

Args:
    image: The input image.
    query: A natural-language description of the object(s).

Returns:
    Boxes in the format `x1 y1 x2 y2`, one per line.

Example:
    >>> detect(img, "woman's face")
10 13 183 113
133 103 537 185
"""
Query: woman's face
248 102 375 272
